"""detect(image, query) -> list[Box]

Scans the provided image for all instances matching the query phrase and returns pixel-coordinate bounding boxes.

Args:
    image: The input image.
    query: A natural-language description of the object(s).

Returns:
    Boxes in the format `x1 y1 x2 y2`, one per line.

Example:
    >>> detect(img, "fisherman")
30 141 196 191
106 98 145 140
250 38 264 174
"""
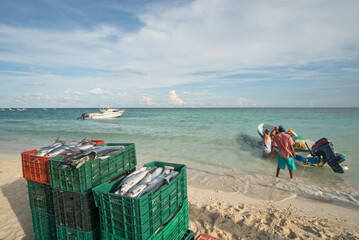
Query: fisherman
271 125 296 179
287 129 297 137
270 126 279 139
262 129 271 158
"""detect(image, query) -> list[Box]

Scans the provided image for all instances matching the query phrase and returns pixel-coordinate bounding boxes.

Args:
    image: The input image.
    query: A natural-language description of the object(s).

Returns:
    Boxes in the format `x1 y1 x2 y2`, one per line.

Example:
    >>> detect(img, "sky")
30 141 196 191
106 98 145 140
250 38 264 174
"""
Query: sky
0 0 358 108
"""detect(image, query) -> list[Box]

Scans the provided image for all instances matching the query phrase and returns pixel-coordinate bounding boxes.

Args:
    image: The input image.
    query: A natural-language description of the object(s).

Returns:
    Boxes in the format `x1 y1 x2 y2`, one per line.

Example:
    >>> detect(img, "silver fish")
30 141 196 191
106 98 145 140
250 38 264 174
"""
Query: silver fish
149 167 163 181
126 184 148 197
45 139 89 157
136 169 171 198
74 140 96 151
62 146 126 167
35 138 66 156
136 177 165 198
125 167 160 197
137 167 159 185
74 152 97 169
112 167 148 193
163 171 179 184
116 168 151 195
45 144 79 157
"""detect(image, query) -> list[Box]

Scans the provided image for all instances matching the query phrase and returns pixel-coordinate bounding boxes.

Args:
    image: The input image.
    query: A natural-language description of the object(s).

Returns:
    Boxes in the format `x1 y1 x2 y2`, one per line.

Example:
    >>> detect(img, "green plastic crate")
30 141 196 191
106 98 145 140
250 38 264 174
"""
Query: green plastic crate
53 189 99 232
181 229 194 240
101 200 189 240
27 180 55 215
56 225 101 240
93 161 188 240
149 201 189 240
31 210 57 240
50 143 137 193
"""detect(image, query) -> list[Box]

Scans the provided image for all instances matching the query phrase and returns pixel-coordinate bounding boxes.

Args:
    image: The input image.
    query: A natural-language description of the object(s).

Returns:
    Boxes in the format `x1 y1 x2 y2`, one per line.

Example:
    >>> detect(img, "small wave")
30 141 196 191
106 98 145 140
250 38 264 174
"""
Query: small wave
187 168 359 209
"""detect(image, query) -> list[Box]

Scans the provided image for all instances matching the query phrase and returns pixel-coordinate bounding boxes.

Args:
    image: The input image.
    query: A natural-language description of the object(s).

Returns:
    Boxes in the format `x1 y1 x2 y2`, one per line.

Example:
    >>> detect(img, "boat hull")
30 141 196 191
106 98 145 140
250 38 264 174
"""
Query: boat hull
88 111 124 119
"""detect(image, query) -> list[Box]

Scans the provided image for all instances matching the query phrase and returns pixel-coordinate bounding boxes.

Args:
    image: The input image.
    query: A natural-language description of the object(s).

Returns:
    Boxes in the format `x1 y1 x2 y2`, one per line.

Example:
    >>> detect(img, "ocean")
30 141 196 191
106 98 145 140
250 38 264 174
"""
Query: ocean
1 108 358 206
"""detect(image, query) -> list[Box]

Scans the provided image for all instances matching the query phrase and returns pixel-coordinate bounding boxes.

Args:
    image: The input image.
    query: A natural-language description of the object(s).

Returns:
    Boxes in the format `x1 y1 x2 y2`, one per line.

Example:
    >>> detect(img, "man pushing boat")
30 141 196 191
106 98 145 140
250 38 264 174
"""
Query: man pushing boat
271 125 296 179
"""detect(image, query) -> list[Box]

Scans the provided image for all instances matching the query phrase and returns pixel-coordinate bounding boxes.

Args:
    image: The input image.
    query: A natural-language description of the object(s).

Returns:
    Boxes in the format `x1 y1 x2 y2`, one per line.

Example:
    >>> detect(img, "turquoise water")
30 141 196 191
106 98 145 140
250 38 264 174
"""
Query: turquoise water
1 108 359 201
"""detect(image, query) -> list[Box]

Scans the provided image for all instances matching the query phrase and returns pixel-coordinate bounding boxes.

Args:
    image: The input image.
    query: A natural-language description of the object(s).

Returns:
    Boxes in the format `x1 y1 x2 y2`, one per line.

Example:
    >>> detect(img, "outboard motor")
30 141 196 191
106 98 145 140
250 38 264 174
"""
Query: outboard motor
311 138 346 173
77 113 89 120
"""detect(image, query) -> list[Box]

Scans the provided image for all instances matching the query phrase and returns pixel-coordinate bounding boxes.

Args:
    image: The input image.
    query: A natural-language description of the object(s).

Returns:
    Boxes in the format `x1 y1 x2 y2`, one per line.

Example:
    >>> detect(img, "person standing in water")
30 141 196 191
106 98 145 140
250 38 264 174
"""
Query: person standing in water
271 125 296 179
262 129 271 158
270 126 279 139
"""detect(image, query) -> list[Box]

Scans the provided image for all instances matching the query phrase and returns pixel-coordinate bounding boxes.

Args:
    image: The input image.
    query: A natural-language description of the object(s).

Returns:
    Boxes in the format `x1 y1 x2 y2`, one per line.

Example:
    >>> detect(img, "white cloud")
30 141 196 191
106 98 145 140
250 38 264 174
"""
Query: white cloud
142 95 154 105
65 89 86 95
236 97 262 107
0 0 357 107
21 82 47 87
10 93 51 106
89 88 112 95
0 0 356 90
169 90 184 105
237 97 249 107
342 68 359 72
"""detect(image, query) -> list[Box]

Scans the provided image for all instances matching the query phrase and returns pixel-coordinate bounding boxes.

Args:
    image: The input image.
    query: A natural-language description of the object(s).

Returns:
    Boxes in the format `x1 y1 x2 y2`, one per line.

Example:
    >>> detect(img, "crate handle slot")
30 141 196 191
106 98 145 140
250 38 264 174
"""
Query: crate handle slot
30 157 38 162
110 199 122 204
154 203 183 234
68 232 78 236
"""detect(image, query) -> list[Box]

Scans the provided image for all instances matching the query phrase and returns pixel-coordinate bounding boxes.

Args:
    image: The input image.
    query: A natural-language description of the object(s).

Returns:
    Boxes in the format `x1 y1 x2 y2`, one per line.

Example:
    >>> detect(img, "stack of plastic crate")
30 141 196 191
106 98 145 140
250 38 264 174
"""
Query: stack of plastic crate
49 143 137 240
93 161 190 240
22 140 106 240
26 180 57 239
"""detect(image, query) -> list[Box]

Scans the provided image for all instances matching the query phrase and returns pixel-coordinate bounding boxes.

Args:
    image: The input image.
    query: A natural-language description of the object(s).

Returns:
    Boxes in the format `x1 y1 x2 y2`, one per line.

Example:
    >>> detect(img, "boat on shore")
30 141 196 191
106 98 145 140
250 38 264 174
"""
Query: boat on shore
77 106 125 120
257 123 347 173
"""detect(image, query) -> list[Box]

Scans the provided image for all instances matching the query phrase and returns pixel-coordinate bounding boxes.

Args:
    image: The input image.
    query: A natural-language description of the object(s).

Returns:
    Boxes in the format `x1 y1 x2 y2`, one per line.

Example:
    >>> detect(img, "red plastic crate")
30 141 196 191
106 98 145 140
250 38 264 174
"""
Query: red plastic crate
22 140 105 185
196 234 220 240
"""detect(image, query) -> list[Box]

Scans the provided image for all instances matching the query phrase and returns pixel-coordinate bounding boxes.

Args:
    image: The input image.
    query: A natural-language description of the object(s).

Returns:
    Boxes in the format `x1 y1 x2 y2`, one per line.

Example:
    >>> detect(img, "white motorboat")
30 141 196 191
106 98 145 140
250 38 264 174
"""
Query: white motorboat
17 108 26 111
77 106 125 120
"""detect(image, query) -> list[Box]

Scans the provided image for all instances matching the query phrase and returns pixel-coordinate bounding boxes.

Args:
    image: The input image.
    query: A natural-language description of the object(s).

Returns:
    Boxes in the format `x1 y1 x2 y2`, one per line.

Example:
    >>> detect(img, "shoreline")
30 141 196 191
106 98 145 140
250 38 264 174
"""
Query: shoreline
0 153 358 239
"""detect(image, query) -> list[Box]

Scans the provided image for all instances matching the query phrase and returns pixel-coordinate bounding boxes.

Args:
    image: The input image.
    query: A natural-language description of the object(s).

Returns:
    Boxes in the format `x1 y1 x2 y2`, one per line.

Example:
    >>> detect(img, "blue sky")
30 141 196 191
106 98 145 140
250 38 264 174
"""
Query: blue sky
0 0 358 108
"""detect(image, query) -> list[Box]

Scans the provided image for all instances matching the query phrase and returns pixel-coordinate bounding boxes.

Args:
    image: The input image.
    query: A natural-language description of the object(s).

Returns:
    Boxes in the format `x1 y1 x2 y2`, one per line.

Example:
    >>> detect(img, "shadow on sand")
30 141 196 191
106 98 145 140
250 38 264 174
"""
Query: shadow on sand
1 178 34 240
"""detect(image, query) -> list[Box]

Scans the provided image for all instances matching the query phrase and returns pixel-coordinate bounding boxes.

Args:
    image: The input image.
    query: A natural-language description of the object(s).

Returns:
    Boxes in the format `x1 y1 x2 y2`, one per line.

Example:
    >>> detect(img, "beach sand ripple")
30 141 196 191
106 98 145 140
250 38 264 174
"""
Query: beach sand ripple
188 201 359 240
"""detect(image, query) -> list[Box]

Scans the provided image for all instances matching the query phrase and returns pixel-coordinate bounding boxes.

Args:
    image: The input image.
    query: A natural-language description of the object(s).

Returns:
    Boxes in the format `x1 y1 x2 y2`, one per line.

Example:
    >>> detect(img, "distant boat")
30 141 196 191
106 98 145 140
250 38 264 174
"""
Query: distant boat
42 108 48 111
8 108 14 111
0 108 5 111
77 105 125 120
17 108 26 111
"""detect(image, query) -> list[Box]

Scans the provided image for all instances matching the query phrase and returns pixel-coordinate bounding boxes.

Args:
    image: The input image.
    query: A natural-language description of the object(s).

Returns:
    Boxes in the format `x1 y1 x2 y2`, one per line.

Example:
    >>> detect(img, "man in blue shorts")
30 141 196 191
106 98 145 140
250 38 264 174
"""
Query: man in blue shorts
271 125 296 179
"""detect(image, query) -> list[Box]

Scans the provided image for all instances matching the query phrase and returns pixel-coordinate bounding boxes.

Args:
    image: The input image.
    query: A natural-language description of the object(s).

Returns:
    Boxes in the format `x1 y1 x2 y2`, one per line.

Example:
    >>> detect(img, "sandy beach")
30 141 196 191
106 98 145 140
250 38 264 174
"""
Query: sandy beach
1 154 358 240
